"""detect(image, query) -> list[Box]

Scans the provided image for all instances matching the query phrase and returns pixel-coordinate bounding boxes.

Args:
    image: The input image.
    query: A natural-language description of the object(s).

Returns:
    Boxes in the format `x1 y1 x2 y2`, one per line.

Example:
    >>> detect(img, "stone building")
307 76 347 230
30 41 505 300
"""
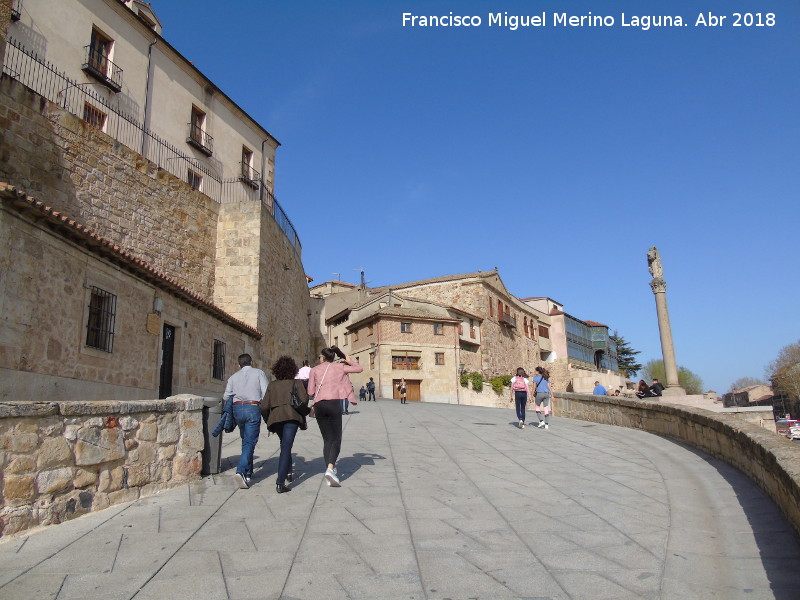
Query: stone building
0 0 311 401
522 297 626 393
316 270 553 402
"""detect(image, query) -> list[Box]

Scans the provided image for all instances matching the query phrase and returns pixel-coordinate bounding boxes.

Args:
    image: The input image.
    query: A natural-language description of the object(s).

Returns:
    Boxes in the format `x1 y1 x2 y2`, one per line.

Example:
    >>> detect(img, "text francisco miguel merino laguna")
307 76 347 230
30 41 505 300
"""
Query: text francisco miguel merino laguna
402 12 732 30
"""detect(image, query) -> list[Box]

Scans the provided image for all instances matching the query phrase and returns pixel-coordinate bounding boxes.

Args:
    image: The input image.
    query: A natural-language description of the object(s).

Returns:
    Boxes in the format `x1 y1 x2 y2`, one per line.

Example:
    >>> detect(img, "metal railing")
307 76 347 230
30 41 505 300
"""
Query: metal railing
240 161 261 185
186 121 213 155
2 37 301 257
82 45 122 92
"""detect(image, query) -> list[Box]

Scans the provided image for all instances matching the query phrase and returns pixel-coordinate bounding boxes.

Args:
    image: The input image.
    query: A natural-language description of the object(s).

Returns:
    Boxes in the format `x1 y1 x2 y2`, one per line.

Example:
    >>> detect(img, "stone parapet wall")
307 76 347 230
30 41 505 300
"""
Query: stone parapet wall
554 392 800 538
0 395 205 537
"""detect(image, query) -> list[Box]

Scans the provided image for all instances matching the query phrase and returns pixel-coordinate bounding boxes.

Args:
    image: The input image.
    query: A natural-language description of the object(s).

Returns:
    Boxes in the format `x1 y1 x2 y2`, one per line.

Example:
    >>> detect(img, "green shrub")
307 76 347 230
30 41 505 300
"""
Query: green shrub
489 376 506 393
460 372 469 387
469 372 484 393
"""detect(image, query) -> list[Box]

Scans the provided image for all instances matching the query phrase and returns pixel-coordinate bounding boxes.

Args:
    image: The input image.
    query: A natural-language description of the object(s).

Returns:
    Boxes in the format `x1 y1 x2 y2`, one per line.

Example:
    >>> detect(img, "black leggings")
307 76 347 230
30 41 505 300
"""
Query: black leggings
314 400 343 466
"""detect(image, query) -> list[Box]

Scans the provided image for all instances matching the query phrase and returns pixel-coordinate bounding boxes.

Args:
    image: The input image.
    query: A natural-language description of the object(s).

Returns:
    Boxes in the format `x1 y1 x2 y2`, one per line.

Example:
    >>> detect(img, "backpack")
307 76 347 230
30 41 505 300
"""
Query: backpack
512 377 527 392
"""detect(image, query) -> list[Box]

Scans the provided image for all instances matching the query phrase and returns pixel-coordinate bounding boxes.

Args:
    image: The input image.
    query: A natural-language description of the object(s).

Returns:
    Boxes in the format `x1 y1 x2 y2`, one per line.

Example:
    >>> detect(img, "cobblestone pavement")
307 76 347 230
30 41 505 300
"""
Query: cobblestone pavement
2 399 799 600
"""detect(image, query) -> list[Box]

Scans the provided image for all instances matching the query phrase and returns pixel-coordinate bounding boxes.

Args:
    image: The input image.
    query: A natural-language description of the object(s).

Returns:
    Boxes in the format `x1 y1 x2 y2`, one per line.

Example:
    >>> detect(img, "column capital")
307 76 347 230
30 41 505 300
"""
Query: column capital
650 278 667 294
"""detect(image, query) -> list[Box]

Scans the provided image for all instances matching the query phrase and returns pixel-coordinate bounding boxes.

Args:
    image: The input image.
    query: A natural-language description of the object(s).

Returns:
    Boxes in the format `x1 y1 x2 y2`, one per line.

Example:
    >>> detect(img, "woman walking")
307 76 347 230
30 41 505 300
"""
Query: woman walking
307 346 363 487
510 367 530 428
262 356 309 493
533 366 552 429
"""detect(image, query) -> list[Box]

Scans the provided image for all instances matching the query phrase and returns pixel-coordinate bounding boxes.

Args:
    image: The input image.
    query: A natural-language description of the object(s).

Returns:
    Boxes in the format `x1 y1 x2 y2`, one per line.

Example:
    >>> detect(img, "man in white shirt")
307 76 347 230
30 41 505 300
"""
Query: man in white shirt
224 354 268 489
295 359 311 390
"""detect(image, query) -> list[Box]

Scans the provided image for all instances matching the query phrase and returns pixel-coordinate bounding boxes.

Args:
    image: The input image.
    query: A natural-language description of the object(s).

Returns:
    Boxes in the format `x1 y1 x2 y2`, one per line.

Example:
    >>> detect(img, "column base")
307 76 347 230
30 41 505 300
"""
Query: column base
661 386 687 396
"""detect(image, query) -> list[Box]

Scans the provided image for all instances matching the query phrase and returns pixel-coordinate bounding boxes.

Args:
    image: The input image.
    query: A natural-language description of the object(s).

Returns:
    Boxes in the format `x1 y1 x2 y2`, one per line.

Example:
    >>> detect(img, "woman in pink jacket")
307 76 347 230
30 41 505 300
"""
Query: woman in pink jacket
307 346 363 487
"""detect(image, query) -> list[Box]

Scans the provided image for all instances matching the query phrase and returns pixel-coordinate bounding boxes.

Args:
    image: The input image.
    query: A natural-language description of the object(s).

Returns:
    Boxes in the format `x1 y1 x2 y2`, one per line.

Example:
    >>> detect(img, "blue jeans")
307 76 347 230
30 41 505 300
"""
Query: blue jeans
232 403 261 476
275 421 299 485
514 391 528 422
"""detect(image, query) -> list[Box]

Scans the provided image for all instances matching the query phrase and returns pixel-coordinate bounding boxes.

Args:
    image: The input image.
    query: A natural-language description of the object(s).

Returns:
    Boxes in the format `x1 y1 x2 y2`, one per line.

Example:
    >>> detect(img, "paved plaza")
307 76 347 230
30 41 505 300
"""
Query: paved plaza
1 399 799 600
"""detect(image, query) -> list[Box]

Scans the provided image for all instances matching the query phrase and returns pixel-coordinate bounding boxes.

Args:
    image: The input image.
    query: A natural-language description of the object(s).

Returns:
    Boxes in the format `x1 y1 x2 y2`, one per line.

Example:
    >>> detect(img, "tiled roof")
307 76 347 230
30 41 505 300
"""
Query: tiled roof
584 320 607 327
1 183 263 339
368 270 499 294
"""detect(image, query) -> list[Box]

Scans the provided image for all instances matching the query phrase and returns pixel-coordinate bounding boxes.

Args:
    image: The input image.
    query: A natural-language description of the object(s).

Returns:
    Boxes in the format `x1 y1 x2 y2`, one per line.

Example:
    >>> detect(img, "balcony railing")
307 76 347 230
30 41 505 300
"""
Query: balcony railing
393 363 421 370
239 162 260 188
81 45 122 92
500 312 517 328
3 36 302 259
187 122 214 156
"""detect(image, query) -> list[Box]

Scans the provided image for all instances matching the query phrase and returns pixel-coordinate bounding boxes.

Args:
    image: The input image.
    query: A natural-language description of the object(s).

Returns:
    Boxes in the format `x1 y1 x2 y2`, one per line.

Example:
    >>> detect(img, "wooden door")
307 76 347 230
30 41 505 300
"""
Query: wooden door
393 379 421 401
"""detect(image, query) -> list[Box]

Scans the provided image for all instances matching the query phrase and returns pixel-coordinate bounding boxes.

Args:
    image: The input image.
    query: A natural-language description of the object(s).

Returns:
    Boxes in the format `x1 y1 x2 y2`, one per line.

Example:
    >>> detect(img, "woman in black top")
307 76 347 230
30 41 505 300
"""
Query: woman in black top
262 356 309 493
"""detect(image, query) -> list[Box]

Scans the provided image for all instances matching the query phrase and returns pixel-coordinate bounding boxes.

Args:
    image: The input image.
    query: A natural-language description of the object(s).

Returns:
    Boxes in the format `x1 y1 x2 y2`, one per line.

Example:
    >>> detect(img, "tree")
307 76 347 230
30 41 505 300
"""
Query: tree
610 331 642 378
767 341 800 400
728 377 766 392
642 359 704 395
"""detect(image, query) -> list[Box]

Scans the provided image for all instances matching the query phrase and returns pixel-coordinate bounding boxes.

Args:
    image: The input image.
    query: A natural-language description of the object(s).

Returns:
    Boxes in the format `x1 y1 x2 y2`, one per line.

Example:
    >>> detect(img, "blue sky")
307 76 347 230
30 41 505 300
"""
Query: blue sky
155 1 799 394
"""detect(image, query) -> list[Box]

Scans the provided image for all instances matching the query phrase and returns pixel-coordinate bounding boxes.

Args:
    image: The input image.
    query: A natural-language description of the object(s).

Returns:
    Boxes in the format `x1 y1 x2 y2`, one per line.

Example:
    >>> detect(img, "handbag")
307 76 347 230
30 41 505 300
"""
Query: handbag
307 363 332 419
291 380 311 417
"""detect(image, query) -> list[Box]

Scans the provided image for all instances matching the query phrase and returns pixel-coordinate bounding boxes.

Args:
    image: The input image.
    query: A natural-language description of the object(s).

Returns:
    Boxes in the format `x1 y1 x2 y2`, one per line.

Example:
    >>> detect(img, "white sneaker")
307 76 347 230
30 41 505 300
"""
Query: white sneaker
544 423 549 429
325 468 341 487
537 422 546 429
519 420 524 429
236 473 249 489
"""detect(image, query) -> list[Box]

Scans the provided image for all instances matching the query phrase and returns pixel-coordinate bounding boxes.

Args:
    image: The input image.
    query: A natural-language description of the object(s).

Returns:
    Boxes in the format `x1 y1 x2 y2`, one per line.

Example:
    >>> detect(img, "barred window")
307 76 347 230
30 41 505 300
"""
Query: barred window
83 102 107 130
212 339 226 380
401 322 412 333
435 352 445 365
86 287 116 352
433 323 444 335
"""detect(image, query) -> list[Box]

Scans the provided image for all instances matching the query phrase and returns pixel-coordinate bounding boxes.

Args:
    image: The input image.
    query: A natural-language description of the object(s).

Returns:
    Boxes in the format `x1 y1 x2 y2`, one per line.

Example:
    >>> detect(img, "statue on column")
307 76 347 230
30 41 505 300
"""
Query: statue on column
646 246 684 395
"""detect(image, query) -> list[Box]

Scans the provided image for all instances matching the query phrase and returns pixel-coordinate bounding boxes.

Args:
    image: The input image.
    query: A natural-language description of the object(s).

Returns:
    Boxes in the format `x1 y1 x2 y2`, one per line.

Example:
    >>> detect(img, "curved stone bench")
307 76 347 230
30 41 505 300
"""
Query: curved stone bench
555 392 800 538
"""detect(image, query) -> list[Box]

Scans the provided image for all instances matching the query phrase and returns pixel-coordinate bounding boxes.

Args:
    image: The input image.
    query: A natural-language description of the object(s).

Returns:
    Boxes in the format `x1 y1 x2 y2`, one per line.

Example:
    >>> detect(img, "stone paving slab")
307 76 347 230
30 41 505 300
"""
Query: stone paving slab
1 399 800 600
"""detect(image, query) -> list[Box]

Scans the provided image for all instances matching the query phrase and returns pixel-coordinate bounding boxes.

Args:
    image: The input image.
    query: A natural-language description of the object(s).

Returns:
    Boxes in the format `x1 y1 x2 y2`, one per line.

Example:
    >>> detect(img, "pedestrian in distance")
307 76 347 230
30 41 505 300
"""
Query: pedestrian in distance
223 353 268 489
295 359 311 390
533 366 553 429
398 378 408 404
307 346 363 487
359 385 367 402
650 378 665 396
636 380 654 399
262 356 309 494
366 377 376 401
510 367 529 428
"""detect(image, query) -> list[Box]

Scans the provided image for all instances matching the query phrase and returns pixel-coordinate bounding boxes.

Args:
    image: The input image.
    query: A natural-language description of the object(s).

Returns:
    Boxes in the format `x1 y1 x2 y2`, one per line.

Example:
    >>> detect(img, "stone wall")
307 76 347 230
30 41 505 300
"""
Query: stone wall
554 392 800 538
0 396 204 537
0 76 219 300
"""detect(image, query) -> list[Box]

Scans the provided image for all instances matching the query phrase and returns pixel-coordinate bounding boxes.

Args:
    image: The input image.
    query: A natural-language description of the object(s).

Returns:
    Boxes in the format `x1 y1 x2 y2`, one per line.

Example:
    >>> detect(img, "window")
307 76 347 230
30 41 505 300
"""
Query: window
370 352 375 369
353 329 359 342
497 300 503 318
187 106 213 155
83 103 107 131
212 340 226 380
334 336 338 347
392 355 420 370
538 324 550 339
435 352 445 365
344 333 349 346
433 323 444 335
368 324 373 336
489 298 494 317
240 146 259 186
401 322 412 333
188 169 203 191
86 286 116 352
523 317 529 337
88 28 113 76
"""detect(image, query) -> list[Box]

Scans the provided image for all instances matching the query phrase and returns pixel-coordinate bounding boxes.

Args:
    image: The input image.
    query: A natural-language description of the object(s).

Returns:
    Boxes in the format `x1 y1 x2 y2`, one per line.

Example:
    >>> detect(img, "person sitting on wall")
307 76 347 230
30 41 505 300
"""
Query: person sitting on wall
650 378 665 396
636 380 654 399
592 381 608 395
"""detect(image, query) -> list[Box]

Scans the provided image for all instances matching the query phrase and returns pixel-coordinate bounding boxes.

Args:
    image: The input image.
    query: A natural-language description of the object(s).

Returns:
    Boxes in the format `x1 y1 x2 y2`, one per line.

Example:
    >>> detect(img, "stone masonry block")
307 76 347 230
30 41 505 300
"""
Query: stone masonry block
36 467 74 495
157 422 180 444
74 426 125 466
97 465 124 493
5 455 36 474
125 464 151 488
37 437 73 469
73 467 98 488
3 474 35 502
137 422 157 441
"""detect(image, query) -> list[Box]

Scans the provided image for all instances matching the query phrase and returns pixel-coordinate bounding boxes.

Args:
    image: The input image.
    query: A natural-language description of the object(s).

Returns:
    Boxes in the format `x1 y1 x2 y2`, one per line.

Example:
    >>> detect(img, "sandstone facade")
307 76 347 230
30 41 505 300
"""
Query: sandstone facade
0 396 204 537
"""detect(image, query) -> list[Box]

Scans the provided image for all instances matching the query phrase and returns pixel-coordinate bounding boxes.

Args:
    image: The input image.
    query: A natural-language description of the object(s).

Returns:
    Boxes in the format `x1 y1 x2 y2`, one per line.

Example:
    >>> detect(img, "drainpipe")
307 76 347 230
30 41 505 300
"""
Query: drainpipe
141 38 157 157
455 319 460 405
260 138 270 207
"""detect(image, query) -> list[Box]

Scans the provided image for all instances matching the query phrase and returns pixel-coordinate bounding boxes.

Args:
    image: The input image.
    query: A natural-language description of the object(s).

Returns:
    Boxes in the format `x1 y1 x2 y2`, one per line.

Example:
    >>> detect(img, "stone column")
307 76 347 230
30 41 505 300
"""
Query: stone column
647 247 685 395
